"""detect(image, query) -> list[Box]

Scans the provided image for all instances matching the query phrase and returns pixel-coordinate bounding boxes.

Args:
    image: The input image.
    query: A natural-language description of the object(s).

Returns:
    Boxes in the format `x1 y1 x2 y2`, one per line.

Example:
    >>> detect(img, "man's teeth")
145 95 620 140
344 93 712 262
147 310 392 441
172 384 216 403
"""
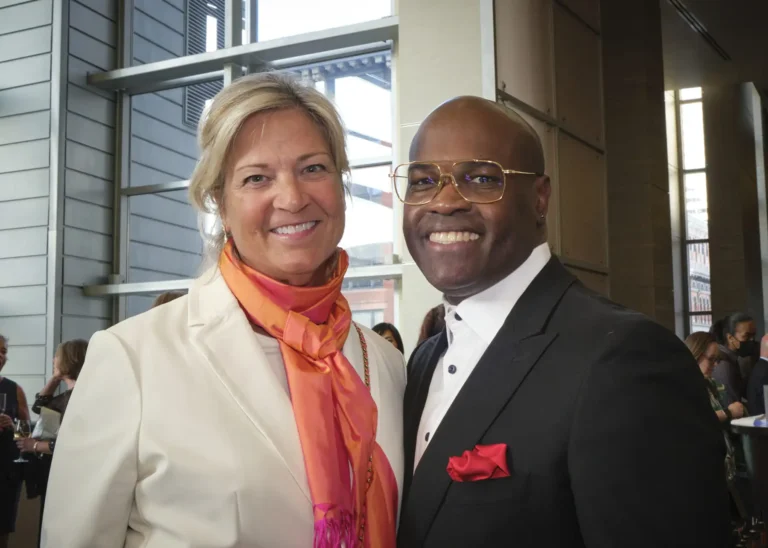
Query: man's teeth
273 221 317 235
428 231 480 244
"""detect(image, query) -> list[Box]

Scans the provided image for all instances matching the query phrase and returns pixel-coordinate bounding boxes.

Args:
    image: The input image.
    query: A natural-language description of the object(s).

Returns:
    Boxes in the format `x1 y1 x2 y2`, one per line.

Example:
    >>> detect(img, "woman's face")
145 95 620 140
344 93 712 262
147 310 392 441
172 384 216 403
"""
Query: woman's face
221 108 345 286
698 342 719 378
727 320 757 354
0 340 7 372
53 353 62 378
381 330 399 351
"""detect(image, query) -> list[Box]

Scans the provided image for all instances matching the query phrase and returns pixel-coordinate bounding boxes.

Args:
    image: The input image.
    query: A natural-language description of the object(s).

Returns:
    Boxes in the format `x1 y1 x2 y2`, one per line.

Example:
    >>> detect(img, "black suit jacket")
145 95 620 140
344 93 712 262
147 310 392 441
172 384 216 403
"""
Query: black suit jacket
398 258 730 548
746 358 768 415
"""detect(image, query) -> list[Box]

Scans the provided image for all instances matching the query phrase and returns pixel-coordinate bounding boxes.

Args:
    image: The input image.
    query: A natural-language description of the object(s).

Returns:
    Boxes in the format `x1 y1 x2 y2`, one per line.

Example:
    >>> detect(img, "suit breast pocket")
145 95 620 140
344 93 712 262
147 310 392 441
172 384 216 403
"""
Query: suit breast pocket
445 472 531 506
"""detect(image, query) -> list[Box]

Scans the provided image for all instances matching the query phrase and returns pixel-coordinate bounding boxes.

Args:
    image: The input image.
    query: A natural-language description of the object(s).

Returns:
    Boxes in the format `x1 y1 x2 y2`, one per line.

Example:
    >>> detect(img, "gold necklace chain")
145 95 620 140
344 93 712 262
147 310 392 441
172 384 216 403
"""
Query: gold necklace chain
353 323 372 544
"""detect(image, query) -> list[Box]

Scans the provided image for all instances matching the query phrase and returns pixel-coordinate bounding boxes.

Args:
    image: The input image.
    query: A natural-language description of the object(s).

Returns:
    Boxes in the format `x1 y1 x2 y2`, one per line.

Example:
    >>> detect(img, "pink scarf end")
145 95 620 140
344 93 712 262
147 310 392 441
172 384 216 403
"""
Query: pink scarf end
313 510 357 548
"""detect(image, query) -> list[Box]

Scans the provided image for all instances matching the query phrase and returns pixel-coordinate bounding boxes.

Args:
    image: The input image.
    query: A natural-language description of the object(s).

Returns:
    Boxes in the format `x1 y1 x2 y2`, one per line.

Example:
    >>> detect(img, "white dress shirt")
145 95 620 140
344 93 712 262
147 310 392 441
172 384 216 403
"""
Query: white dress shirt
414 243 552 469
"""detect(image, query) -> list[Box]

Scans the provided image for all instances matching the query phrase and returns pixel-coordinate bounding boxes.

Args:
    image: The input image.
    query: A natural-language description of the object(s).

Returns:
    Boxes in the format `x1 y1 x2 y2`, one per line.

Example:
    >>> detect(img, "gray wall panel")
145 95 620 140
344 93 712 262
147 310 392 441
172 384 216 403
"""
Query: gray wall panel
67 112 114 154
0 197 49 229
0 139 49 172
130 193 197 229
0 54 51 91
62 255 110 286
130 215 202 254
0 286 46 316
70 0 116 46
129 241 201 277
0 168 49 201
125 294 157 318
64 199 111 235
61 316 109 342
0 26 52 63
132 34 176 64
133 10 183 55
0 258 46 287
66 141 113 180
129 162 179 187
0 345 46 376
134 0 183 32
68 56 114 100
74 0 116 21
67 84 115 127
132 93 186 128
62 285 110 319
69 28 115 70
0 0 53 36
0 227 47 258
163 0 184 12
63 226 112 261
131 137 196 179
58 0 117 349
0 316 46 345
128 267 186 283
64 168 113 207
0 111 50 146
0 83 51 117
132 111 197 158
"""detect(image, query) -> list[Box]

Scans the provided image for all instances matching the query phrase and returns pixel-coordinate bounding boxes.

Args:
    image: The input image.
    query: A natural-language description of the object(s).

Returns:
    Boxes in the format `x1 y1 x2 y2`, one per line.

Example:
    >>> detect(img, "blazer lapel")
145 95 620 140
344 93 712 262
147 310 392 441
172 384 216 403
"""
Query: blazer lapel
402 332 447 498
187 270 311 503
402 258 576 543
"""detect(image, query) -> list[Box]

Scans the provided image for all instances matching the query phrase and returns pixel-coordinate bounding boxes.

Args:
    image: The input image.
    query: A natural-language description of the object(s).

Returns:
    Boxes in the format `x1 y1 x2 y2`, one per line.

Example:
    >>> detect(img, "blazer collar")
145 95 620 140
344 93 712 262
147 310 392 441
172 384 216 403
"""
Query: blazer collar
187 268 311 502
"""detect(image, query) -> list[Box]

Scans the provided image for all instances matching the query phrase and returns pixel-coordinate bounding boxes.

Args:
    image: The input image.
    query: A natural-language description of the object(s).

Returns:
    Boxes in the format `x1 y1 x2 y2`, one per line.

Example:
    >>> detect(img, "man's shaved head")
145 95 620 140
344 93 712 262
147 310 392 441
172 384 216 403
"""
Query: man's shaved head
402 95 552 303
410 96 545 174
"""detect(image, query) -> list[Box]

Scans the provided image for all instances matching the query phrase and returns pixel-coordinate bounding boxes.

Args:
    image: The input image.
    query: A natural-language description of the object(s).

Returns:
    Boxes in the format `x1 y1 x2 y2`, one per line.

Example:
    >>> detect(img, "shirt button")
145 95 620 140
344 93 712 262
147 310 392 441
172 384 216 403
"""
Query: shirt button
425 432 430 442
447 364 457 374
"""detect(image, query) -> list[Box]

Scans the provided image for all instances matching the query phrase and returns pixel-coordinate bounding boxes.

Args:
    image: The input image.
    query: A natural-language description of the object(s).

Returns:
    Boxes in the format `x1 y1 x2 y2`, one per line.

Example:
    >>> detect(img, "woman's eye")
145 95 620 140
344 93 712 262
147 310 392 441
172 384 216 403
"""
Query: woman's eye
304 164 328 174
244 174 267 185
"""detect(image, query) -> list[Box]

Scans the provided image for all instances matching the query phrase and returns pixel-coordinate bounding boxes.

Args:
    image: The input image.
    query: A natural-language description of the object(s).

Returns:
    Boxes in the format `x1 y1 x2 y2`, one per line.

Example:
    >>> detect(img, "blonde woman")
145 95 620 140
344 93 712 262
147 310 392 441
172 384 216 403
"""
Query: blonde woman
42 73 405 548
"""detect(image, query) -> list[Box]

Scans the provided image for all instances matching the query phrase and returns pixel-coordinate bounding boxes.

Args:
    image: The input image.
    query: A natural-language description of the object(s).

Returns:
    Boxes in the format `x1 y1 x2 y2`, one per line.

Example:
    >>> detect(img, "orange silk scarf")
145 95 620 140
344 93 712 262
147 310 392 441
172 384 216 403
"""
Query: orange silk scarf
218 241 397 548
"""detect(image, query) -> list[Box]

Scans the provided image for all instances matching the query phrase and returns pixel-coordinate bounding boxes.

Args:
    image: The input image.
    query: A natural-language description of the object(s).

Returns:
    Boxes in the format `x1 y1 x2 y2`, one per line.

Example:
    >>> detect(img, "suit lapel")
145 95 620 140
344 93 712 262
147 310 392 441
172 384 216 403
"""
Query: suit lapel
402 332 447 498
402 258 575 543
187 271 311 503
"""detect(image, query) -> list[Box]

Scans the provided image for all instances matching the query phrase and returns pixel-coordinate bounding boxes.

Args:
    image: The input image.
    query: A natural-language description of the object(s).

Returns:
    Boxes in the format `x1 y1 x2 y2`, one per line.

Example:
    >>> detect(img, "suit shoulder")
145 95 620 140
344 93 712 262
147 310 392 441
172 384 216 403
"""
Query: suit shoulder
561 283 679 346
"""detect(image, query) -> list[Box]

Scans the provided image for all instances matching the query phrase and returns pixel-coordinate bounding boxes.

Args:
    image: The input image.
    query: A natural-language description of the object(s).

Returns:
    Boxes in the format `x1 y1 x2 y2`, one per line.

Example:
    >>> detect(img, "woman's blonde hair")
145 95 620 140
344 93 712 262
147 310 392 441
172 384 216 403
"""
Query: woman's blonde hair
685 331 718 362
188 72 350 268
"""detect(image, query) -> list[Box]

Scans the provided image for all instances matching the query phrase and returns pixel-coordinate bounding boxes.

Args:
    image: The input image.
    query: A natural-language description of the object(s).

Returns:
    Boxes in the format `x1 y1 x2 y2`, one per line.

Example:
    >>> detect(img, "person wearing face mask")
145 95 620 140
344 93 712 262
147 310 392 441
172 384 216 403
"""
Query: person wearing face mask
710 313 757 406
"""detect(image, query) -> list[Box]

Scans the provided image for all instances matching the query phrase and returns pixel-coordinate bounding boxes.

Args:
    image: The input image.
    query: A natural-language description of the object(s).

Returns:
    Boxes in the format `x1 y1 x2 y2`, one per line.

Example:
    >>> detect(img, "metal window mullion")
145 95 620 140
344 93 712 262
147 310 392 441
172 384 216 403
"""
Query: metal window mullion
112 0 134 323
223 0 244 85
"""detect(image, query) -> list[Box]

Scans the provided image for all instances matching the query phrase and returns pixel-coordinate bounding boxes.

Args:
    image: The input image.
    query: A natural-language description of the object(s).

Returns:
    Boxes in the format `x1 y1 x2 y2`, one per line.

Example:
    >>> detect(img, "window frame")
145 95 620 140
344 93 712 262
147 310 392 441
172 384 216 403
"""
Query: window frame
676 89 712 336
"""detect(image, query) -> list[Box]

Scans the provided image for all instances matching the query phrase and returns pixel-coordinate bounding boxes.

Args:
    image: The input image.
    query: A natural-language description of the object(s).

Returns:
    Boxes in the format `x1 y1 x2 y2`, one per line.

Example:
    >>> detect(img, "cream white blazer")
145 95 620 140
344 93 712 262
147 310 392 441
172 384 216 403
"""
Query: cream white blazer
41 269 406 548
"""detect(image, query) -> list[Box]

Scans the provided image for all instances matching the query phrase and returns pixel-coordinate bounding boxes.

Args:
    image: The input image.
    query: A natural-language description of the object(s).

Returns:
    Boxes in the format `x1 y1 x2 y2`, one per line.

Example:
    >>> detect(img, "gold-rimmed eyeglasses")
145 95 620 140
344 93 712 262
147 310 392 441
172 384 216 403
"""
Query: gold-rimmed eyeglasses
389 160 543 205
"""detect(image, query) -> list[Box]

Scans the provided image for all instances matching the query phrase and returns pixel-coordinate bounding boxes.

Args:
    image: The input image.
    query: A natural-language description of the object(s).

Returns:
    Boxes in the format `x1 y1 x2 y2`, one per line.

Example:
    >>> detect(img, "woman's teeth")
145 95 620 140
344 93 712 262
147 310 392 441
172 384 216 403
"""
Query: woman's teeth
273 221 317 235
428 231 480 244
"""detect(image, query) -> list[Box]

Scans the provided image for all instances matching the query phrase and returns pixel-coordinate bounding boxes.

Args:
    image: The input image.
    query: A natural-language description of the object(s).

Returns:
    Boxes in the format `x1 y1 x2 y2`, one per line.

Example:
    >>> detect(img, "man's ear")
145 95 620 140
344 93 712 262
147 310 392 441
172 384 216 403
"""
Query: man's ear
535 175 551 217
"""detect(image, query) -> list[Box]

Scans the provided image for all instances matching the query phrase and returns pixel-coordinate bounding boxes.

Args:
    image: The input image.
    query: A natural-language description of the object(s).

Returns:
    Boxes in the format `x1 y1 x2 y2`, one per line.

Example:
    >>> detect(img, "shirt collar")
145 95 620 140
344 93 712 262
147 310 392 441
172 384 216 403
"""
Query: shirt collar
443 243 552 346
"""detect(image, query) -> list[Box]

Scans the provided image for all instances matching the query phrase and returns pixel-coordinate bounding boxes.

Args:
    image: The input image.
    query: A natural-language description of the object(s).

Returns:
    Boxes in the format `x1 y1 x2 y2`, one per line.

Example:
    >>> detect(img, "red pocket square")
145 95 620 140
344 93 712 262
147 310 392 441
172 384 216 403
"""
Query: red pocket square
446 443 510 482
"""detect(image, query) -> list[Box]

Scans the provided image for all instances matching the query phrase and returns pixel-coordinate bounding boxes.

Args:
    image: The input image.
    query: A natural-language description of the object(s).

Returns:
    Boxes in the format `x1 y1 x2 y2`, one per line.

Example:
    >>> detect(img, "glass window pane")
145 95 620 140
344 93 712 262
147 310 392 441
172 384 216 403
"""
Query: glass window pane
687 243 710 313
342 165 394 267
343 278 395 329
288 52 393 164
684 172 709 239
254 0 391 43
689 314 712 334
679 87 702 101
680 101 706 170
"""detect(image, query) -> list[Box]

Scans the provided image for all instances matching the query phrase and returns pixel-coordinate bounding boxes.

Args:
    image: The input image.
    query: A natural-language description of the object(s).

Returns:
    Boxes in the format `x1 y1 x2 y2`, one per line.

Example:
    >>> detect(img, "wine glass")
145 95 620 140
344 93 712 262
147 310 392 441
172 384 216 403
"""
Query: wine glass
13 419 31 463
0 393 6 415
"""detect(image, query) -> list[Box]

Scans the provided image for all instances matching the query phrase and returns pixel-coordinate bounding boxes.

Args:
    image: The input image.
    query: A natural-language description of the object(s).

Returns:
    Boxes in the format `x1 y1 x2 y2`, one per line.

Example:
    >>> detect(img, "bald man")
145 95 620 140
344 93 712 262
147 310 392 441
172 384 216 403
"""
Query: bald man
746 334 768 415
397 97 730 547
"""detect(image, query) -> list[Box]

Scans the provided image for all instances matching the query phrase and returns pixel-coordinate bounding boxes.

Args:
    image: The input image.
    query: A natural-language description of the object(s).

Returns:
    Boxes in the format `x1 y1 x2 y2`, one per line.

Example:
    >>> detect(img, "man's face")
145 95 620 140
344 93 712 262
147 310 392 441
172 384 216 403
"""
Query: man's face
403 111 550 302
